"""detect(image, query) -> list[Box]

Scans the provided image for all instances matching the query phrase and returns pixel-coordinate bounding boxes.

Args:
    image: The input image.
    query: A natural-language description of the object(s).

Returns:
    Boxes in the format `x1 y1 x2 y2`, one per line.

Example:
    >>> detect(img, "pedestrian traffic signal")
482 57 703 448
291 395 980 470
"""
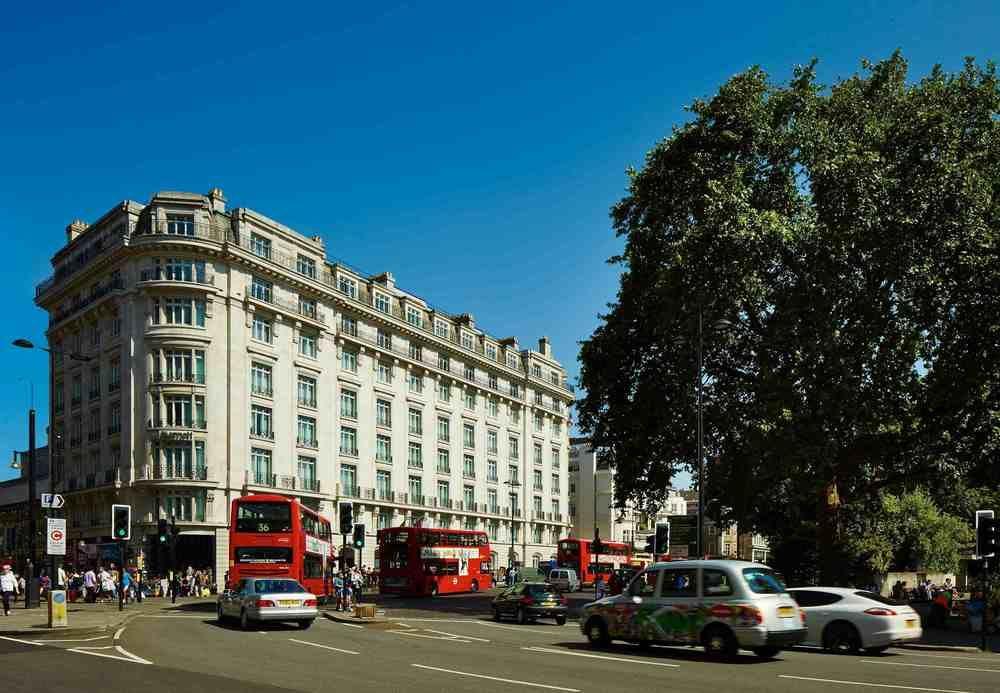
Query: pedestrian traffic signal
112 504 131 541
339 503 353 535
977 515 998 558
644 535 655 553
157 518 169 544
353 524 365 549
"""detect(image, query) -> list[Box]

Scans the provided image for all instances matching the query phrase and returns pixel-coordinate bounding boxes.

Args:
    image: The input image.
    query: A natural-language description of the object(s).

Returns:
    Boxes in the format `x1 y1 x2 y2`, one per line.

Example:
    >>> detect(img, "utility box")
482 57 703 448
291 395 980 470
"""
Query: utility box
48 589 68 628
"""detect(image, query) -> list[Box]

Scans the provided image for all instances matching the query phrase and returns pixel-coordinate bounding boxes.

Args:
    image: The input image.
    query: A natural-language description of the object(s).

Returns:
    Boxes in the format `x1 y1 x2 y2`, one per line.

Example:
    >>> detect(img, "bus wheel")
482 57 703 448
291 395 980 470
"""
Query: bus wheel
470 580 479 593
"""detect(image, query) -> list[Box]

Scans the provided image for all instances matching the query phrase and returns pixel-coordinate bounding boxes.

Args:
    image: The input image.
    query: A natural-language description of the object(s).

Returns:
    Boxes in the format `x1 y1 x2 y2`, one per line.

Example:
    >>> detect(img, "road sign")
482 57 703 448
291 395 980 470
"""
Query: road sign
41 493 65 509
47 518 67 555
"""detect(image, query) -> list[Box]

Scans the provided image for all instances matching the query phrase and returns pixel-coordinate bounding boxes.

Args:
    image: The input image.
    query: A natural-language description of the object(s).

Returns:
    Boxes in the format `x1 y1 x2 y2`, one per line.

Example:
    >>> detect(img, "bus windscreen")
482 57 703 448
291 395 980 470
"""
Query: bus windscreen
236 502 292 533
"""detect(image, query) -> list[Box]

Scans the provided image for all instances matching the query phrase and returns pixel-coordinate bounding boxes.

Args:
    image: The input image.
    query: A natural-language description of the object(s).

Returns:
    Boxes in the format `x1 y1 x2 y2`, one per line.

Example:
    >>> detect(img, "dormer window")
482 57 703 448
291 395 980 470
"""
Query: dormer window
461 332 474 350
406 306 423 327
507 353 519 369
434 320 450 338
338 275 358 299
374 291 391 314
486 344 497 360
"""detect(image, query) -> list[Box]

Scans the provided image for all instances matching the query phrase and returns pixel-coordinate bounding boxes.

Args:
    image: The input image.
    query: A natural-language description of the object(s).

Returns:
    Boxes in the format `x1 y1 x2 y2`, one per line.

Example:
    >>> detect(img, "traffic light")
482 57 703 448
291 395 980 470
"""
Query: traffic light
111 504 131 541
339 503 353 535
977 516 998 558
353 524 365 549
157 518 169 545
656 524 670 554
644 535 655 553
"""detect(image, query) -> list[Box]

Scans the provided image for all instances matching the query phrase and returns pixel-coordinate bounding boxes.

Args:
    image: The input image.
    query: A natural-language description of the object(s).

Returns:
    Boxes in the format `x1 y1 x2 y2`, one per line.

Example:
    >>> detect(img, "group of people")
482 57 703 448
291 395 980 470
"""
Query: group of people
330 565 370 611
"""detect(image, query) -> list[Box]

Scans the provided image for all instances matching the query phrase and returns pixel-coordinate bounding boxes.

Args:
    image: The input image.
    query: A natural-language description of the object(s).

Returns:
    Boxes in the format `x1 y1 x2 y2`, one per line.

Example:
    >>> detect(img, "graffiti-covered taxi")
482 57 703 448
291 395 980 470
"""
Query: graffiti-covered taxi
579 559 806 659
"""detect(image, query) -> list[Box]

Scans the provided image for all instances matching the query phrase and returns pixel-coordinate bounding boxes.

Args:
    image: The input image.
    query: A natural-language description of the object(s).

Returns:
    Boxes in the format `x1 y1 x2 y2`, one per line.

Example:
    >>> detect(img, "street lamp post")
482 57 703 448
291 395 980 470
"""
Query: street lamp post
12 338 91 607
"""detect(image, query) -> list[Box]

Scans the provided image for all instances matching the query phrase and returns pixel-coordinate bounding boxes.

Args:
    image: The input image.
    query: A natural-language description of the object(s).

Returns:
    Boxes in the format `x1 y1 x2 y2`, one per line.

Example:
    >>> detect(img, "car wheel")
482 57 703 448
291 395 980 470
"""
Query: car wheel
517 607 527 625
585 617 611 647
298 619 314 630
556 615 566 626
752 646 781 659
864 646 889 655
493 607 501 622
702 625 738 659
824 622 861 654
471 580 479 593
240 609 250 631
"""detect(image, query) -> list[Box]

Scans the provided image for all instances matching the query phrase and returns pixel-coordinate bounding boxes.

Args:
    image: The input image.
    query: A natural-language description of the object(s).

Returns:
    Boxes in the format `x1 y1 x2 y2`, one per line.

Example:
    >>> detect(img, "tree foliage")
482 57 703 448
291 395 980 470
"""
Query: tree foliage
577 53 1000 582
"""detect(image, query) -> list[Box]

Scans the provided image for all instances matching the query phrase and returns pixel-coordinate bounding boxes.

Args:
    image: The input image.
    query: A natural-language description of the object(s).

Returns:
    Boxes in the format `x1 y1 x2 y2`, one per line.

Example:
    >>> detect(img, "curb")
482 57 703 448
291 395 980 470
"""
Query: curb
0 619 129 638
321 610 387 626
897 643 985 653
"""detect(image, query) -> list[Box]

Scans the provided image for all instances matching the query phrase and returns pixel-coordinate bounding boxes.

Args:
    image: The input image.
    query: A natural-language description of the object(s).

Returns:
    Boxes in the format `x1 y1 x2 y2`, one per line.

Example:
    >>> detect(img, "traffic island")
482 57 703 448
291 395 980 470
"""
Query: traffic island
321 603 388 626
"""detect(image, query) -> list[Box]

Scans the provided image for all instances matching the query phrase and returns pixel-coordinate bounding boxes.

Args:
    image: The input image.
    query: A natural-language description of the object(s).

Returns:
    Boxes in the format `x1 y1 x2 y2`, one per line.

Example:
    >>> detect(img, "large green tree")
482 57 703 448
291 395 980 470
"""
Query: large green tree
577 54 1000 584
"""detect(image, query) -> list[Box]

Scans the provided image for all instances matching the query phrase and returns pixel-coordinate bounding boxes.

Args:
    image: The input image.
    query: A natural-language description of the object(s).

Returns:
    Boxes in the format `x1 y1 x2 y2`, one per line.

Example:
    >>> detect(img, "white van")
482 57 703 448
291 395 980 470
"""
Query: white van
579 559 806 659
547 568 580 593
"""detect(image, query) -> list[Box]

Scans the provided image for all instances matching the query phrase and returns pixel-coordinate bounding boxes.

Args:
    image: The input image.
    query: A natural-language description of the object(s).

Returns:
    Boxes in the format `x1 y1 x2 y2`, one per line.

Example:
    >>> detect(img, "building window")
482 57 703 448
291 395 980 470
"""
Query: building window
158 348 204 385
464 390 476 410
166 213 194 236
297 374 317 407
377 470 392 501
487 396 498 417
463 423 475 449
552 420 563 437
509 437 520 461
551 498 559 517
376 434 392 463
250 448 272 485
376 399 392 428
463 454 475 479
378 510 393 529
464 365 475 380
251 404 273 439
299 297 317 320
408 441 423 469
156 297 206 326
486 344 497 361
487 459 498 482
534 443 543 466
437 449 450 473
340 464 357 497
488 489 499 513
551 447 560 467
296 254 316 278
162 394 205 428
532 364 542 378
507 353 519 369
165 494 205 522
533 470 543 491
488 373 498 389
406 307 422 327
461 332 474 350
434 320 449 338
341 314 357 336
437 481 450 506
464 486 475 509
511 382 521 398
534 412 544 432
340 390 358 419
437 353 450 370
340 427 358 456
298 456 317 489
533 525 543 544
437 416 450 442
250 276 272 302
408 476 423 503
534 391 543 405
408 342 422 361
487 430 498 455
437 381 451 402
297 415 317 447
509 465 519 484
407 372 423 393
109 401 121 434
54 381 64 413
250 233 271 259
341 348 357 373
374 329 391 350
89 367 101 399
551 474 560 494
376 362 392 384
299 331 317 358
374 292 391 314
511 406 521 425
408 408 422 435
338 275 358 299
252 316 273 343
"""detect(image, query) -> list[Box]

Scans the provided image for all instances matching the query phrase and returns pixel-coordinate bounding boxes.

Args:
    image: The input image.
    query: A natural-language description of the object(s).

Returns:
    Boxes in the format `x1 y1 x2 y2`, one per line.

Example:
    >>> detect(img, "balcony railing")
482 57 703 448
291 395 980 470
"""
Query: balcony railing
50 278 125 325
299 478 321 492
132 218 227 242
139 267 215 286
249 428 274 440
296 436 319 449
138 464 208 481
150 372 206 385
149 419 207 430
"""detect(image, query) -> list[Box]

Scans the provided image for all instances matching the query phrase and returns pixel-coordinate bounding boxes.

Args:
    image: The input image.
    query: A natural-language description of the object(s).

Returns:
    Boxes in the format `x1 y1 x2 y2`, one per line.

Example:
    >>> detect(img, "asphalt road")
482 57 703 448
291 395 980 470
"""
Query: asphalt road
2 593 999 693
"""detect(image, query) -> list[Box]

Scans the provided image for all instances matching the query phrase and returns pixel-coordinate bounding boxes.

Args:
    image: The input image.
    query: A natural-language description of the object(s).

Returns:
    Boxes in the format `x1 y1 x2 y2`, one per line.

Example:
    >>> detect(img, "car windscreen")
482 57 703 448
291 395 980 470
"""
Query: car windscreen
235 547 293 564
254 579 305 594
742 567 788 594
855 591 904 606
236 502 292 533
525 584 556 597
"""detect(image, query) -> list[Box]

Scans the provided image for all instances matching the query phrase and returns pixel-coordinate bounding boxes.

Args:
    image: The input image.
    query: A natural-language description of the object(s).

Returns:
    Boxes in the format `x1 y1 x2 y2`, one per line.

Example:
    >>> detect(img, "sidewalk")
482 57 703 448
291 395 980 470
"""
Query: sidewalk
0 597 170 637
898 601 1000 652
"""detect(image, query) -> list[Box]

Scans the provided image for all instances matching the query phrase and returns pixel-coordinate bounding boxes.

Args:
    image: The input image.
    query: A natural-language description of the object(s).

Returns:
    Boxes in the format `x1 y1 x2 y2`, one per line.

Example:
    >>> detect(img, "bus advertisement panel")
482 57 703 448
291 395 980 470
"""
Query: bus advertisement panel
229 494 333 598
378 527 493 596
556 537 632 586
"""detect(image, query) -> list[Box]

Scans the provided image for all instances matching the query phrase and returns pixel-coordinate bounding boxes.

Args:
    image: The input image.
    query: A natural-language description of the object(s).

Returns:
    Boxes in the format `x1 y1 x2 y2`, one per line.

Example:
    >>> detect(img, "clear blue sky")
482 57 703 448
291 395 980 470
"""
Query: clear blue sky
1 1 997 482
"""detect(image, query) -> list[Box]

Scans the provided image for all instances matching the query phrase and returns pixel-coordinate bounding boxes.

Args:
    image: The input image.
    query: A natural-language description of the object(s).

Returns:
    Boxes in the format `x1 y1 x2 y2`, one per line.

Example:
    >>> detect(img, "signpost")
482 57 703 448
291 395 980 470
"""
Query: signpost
46 518 67 556
41 493 65 509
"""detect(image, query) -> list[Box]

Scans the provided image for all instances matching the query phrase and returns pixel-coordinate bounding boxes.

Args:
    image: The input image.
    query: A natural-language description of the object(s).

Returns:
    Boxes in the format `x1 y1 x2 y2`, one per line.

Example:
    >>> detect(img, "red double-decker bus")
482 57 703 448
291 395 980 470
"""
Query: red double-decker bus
229 494 334 598
557 537 632 586
377 526 493 597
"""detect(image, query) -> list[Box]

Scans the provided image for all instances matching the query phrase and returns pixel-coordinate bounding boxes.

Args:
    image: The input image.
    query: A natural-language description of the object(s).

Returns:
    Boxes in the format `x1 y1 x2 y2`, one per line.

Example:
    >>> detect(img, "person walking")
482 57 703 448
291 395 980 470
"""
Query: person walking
332 572 344 611
159 575 169 599
1 565 18 615
595 574 607 601
84 566 97 603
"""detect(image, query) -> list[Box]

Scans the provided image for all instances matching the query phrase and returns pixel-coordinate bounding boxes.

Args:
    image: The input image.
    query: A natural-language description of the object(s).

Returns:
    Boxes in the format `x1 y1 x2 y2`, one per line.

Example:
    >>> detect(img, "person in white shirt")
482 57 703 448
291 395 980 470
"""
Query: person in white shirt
1 565 18 615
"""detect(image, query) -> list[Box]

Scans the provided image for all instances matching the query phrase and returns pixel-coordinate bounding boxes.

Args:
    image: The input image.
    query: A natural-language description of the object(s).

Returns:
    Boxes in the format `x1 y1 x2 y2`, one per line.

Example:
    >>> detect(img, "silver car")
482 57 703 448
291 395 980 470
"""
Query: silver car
218 577 318 630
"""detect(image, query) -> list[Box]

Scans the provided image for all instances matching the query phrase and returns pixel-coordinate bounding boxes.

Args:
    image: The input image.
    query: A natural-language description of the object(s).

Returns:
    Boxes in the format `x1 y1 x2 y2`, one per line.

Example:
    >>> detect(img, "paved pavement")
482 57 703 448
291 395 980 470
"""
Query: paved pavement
0 596 167 636
2 593 1000 693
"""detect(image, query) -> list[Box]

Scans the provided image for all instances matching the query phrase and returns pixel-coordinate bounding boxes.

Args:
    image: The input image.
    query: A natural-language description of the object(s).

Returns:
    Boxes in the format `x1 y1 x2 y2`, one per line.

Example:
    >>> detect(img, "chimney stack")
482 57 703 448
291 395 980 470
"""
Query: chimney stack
66 219 88 243
538 336 551 357
207 187 226 213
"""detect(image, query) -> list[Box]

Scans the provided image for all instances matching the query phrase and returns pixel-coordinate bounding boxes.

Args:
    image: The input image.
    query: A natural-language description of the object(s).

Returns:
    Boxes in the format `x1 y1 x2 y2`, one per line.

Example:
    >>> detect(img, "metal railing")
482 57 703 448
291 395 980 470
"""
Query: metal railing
139 267 215 285
149 419 208 430
138 464 209 481
150 372 206 385
132 218 227 243
51 278 125 325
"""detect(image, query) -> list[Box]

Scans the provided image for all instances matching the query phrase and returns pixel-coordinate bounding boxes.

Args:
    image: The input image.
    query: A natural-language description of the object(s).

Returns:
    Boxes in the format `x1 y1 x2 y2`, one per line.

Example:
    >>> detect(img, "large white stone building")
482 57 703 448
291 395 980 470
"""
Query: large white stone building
568 437 686 549
35 188 574 586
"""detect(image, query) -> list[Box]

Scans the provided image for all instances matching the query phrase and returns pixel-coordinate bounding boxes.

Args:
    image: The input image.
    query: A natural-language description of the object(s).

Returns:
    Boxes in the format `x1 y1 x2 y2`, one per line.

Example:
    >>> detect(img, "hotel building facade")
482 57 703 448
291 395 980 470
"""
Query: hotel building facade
35 188 574 585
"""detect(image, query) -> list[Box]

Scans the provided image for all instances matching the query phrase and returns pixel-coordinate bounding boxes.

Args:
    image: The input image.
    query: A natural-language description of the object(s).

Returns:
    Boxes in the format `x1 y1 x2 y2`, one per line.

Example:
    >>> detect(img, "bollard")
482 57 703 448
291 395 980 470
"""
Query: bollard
48 589 68 628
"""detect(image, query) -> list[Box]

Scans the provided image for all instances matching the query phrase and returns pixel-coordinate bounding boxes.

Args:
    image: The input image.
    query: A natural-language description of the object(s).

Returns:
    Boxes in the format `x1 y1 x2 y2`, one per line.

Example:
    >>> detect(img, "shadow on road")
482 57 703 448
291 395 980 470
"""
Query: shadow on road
546 640 778 665
205 618 313 632
163 601 218 613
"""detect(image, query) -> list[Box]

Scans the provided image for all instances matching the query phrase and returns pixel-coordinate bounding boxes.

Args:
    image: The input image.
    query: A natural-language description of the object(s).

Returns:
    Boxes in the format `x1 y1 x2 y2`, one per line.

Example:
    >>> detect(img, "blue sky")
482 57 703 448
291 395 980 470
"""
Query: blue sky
1 1 997 482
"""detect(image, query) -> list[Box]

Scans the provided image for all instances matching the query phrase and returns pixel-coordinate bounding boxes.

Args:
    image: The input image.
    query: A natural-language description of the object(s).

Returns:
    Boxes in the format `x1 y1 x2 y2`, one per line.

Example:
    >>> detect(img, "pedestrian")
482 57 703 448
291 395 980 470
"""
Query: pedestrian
17 572 26 601
57 564 67 590
121 568 132 605
1 565 18 615
332 572 344 611
343 573 354 611
595 574 607 601
84 566 97 602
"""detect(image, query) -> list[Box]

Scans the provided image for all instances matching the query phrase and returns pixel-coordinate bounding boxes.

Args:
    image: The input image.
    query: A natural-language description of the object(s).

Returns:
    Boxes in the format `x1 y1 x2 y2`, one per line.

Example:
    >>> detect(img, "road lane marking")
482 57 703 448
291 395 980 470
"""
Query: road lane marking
320 616 364 628
68 646 152 665
392 630 473 643
777 675 970 693
0 635 46 646
27 636 110 643
288 638 359 655
391 618 477 623
114 627 125 641
475 622 566 635
412 664 581 691
424 629 490 642
522 646 680 667
896 652 998 662
861 659 1000 674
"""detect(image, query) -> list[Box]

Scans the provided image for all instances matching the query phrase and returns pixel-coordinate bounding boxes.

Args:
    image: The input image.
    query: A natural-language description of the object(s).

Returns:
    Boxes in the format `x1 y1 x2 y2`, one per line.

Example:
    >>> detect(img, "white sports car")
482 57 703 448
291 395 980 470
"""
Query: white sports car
788 587 922 654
